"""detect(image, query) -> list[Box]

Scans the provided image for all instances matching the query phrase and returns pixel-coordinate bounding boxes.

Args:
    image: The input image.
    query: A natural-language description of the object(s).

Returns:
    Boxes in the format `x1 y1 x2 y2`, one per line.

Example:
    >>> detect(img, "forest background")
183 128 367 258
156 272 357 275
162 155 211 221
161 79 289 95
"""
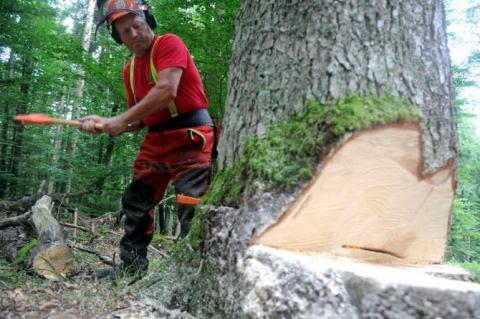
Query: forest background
0 0 479 275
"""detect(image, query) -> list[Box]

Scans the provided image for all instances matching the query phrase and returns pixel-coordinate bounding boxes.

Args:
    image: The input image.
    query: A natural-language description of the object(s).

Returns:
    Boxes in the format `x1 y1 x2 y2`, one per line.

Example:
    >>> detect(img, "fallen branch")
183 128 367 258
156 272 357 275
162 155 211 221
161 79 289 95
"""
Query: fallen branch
0 197 37 214
148 245 169 258
194 259 204 277
62 221 120 240
103 229 122 236
162 235 179 242
95 209 122 222
61 222 92 233
0 211 32 230
69 242 114 267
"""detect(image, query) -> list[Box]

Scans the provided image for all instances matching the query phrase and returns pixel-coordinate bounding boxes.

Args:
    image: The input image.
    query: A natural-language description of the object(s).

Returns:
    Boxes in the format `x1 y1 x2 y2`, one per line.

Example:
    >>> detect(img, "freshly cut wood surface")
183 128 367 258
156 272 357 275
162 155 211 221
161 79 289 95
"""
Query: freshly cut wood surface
30 195 74 279
255 123 455 263
32 245 74 279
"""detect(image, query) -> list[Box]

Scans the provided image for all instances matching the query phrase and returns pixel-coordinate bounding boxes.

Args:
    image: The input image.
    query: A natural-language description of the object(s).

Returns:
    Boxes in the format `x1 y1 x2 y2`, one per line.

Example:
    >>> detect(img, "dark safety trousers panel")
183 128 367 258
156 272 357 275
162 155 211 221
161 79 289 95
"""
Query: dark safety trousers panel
119 125 214 268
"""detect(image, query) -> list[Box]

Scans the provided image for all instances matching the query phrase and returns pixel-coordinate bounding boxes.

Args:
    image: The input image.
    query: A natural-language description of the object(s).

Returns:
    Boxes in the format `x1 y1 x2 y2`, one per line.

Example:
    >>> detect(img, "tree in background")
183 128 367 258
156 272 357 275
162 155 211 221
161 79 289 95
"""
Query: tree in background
0 0 80 197
0 0 240 218
150 0 240 117
446 0 480 264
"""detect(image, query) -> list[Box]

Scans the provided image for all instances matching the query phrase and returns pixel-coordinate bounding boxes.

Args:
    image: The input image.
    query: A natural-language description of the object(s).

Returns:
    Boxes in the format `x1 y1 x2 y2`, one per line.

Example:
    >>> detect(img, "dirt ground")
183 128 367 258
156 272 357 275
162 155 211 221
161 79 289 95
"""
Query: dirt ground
0 282 195 318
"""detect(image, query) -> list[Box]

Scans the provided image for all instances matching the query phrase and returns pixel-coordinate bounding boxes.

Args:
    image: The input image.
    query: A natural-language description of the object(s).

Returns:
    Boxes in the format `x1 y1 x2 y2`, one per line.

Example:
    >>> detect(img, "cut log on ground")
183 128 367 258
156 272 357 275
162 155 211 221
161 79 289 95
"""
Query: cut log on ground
0 211 31 230
28 196 74 279
0 195 74 280
255 123 455 263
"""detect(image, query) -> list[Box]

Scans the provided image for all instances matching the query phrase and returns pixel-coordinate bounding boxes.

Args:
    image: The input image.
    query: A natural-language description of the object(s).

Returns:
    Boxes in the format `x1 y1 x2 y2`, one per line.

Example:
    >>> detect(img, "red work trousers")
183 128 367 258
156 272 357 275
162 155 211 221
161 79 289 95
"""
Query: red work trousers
119 125 214 268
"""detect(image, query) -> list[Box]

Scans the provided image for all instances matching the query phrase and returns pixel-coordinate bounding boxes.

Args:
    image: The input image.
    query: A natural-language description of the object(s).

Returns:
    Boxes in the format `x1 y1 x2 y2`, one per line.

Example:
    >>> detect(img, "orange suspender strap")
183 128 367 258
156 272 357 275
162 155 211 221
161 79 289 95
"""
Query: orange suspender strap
129 36 179 117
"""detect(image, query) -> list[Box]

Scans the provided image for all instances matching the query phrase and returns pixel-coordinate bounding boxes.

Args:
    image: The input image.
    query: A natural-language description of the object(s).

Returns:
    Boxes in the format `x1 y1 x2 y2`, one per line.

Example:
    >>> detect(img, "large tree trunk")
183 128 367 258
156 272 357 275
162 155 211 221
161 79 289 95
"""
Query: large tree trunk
214 0 458 263
144 1 478 318
219 0 456 176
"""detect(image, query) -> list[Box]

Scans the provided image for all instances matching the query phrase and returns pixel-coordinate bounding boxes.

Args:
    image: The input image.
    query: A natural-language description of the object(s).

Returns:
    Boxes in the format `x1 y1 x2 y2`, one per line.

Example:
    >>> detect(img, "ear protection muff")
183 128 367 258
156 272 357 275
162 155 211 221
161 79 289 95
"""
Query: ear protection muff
144 10 157 30
111 25 122 44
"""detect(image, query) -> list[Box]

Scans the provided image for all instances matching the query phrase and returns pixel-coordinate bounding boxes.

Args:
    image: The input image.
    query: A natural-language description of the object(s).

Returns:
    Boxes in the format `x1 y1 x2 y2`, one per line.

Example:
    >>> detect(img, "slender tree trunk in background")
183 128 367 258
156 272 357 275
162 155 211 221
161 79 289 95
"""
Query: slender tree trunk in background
95 102 118 192
65 0 96 196
219 0 456 175
219 77 223 113
0 52 15 198
102 102 118 165
47 86 68 194
101 134 115 164
9 55 33 197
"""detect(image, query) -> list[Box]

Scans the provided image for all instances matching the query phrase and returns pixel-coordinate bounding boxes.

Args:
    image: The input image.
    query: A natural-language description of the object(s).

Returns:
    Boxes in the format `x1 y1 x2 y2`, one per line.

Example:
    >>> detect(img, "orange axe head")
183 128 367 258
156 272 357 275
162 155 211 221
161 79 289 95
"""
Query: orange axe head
14 114 54 125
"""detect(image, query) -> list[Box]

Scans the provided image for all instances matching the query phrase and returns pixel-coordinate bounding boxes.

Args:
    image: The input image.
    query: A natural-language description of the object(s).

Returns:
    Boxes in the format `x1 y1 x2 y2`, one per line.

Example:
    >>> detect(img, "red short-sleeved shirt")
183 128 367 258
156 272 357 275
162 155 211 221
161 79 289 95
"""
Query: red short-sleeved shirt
123 34 209 127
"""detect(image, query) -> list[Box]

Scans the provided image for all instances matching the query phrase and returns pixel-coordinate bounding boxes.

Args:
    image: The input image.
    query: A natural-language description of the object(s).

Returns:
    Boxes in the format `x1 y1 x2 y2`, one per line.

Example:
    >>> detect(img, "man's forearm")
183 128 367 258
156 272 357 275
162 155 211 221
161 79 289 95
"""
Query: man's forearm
125 120 145 132
122 84 173 124
121 67 183 125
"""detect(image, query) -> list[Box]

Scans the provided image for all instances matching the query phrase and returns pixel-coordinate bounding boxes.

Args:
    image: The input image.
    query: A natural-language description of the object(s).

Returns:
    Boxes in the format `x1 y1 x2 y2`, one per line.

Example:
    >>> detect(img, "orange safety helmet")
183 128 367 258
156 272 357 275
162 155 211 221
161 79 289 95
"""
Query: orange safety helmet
111 0 145 25
96 0 157 43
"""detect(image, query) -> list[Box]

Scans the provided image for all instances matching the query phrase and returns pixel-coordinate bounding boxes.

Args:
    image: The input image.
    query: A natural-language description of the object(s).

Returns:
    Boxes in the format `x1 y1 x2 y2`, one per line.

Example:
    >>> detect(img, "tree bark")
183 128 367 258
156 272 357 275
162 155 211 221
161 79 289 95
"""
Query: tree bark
209 0 458 268
219 0 456 175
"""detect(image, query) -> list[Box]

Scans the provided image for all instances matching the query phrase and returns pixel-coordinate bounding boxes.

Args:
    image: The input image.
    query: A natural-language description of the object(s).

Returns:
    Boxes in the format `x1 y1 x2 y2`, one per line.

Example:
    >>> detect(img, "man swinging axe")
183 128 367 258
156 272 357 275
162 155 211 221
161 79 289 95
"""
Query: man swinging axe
81 0 218 278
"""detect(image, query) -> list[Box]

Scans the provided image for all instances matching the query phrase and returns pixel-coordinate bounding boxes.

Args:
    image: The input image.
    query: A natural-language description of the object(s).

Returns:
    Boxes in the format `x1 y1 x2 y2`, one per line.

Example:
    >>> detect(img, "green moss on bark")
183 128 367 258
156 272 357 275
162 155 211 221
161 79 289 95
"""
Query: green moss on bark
186 207 210 250
206 95 421 205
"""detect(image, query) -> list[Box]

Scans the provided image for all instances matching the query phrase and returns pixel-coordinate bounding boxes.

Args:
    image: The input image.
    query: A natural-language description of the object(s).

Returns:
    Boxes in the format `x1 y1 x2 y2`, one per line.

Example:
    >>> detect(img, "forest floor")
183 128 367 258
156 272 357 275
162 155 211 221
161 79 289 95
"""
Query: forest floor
2 201 480 319
0 213 194 319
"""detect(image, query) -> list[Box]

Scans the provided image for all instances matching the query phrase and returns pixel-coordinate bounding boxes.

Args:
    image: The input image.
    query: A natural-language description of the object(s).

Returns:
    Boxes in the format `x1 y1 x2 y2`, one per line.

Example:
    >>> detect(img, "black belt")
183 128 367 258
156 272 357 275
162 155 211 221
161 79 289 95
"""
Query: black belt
148 109 213 133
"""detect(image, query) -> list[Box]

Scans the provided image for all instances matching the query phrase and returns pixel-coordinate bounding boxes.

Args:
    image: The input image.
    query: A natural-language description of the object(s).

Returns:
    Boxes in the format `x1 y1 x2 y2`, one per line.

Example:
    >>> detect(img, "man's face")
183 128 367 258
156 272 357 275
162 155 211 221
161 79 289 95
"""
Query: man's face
114 14 154 56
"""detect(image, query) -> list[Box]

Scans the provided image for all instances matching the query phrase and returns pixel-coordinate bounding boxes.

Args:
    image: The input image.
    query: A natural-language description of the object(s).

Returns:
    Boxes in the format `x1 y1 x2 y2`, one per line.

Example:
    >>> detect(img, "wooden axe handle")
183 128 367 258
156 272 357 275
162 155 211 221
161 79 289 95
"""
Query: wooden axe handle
51 118 103 130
